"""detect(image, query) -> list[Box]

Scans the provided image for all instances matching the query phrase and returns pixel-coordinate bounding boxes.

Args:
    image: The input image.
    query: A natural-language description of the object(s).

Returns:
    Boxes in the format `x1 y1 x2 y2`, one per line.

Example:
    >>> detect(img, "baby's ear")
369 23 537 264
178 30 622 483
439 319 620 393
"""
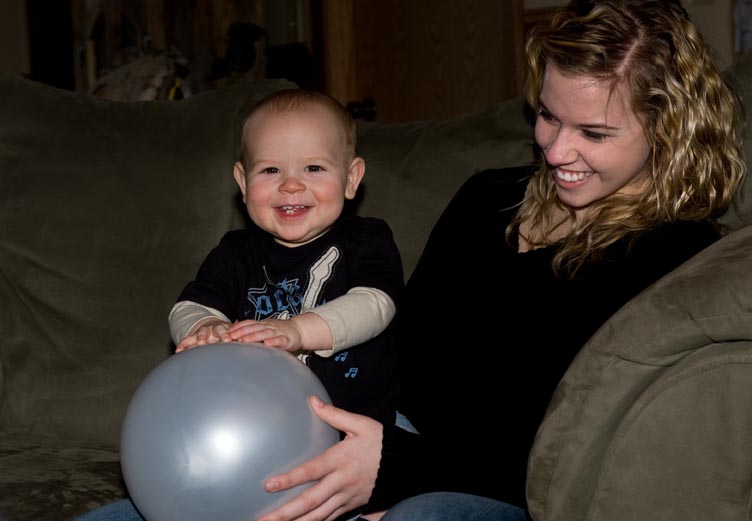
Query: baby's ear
345 157 365 200
233 162 248 199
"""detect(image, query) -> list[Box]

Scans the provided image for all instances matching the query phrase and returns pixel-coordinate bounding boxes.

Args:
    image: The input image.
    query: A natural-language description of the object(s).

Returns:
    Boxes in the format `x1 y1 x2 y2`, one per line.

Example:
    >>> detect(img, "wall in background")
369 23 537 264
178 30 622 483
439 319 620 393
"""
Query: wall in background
686 0 735 69
523 0 735 69
321 0 524 122
0 0 30 76
0 0 736 105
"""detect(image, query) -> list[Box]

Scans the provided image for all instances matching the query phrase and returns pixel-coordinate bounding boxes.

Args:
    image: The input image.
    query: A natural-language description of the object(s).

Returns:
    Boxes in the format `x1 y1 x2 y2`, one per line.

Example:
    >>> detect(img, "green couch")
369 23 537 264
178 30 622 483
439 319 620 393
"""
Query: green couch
1 54 751 521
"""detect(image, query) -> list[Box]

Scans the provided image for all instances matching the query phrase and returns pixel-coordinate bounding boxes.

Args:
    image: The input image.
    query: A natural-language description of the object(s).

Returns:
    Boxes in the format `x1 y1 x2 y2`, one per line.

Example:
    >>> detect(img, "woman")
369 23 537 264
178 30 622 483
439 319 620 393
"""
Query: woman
257 1 744 520
76 1 744 520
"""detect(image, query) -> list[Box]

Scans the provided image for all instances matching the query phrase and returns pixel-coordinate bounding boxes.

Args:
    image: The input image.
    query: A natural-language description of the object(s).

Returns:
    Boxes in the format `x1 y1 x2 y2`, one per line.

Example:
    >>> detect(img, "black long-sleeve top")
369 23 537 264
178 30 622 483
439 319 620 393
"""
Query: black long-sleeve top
366 166 720 512
176 216 404 426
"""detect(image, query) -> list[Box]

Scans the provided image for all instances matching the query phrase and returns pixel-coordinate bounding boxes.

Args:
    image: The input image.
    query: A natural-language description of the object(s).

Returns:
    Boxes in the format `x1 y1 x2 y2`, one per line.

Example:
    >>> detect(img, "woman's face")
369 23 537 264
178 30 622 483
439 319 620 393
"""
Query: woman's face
534 64 651 217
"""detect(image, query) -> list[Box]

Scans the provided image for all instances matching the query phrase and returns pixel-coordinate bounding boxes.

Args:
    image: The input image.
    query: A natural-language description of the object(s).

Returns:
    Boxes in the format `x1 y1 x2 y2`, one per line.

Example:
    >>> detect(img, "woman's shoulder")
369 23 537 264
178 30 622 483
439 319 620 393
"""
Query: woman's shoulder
618 219 721 278
463 165 537 191
633 220 720 252
447 165 537 213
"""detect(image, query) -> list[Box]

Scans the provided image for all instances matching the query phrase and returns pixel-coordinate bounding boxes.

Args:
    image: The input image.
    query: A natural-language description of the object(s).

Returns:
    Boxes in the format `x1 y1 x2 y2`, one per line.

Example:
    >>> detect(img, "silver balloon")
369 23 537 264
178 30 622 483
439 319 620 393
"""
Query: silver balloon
120 342 339 521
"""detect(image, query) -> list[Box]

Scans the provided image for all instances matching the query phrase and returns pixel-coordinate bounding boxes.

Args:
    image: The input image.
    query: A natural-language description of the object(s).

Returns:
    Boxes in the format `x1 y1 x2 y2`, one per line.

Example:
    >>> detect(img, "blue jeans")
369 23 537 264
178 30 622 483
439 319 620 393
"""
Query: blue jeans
74 498 368 521
74 500 143 521
75 492 525 521
381 492 527 521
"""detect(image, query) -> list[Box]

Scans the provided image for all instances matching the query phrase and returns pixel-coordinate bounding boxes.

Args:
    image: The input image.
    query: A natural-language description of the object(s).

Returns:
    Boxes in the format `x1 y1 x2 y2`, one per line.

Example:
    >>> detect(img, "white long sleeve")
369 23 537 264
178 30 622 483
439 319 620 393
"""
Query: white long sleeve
168 301 231 345
167 287 395 356
308 286 396 357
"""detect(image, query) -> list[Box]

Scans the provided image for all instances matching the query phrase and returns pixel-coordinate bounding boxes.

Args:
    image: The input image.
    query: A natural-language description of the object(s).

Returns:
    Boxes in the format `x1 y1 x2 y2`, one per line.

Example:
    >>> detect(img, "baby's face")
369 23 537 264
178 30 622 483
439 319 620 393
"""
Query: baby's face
234 105 363 247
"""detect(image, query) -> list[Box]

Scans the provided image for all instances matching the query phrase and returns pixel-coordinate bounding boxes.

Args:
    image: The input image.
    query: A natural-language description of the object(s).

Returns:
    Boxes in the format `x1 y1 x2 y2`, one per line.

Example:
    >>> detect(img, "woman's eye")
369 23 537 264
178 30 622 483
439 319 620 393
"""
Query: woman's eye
583 130 607 142
538 108 555 122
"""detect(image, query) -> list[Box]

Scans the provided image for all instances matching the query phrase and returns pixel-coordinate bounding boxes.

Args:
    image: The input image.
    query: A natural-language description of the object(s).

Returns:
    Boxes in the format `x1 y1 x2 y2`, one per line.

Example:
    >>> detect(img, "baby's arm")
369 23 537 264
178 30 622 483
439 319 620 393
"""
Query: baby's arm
308 286 395 356
227 286 395 355
169 301 233 352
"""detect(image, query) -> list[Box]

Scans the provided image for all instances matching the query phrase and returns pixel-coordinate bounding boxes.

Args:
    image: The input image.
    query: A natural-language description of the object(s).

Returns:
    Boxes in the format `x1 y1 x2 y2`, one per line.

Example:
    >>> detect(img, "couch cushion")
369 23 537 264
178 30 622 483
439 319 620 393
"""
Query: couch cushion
0 433 123 521
355 99 536 277
0 73 295 446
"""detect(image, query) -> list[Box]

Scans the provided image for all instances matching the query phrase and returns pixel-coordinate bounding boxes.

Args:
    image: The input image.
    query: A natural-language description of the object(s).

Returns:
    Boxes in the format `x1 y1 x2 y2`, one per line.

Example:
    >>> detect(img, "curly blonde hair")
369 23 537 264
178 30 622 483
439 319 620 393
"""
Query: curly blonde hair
511 0 745 274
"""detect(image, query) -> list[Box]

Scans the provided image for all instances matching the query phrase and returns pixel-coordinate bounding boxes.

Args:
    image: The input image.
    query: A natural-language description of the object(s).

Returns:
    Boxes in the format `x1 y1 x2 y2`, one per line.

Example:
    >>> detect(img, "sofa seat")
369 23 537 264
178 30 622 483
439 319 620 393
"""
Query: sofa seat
0 70 535 520
0 435 122 520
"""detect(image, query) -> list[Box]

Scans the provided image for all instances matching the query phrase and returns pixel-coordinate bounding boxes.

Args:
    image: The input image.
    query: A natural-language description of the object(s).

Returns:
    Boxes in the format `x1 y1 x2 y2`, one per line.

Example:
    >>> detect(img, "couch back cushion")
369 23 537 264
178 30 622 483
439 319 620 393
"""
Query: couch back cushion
0 73 294 445
355 99 536 277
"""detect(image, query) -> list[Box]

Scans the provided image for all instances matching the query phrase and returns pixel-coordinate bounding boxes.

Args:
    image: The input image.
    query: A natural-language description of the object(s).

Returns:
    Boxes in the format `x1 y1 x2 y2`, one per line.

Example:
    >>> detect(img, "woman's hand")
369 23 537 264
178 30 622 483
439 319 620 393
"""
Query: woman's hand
258 396 383 521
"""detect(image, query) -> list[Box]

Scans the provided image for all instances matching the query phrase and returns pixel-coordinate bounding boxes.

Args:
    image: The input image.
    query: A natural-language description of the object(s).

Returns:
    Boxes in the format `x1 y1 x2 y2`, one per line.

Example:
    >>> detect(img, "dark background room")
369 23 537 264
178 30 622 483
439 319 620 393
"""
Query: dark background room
0 0 738 123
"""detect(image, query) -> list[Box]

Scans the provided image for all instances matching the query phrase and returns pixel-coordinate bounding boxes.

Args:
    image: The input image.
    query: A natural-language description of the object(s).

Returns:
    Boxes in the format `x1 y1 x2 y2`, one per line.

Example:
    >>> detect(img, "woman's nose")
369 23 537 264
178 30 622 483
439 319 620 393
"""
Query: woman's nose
542 128 577 166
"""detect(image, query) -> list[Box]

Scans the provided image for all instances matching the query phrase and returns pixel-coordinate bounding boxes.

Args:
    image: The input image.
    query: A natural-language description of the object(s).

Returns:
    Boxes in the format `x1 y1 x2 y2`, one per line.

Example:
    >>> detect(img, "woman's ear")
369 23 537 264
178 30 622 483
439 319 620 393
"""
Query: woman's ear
233 162 248 202
345 157 366 200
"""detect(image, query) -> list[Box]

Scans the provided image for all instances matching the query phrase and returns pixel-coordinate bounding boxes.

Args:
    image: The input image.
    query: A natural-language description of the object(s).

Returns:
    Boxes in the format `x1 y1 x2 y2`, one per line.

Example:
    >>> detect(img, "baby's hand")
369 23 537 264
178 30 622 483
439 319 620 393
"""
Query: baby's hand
175 320 232 353
228 318 304 352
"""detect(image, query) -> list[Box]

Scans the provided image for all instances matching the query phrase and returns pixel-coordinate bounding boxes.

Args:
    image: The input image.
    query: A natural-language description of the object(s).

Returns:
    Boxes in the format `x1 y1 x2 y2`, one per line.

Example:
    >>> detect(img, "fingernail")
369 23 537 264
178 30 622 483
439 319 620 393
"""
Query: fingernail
265 481 279 492
310 396 323 407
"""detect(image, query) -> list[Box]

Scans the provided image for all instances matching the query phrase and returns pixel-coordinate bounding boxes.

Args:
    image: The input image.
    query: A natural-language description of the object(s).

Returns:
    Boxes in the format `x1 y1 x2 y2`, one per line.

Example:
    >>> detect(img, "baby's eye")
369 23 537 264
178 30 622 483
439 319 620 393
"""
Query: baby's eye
261 167 280 174
305 165 324 172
